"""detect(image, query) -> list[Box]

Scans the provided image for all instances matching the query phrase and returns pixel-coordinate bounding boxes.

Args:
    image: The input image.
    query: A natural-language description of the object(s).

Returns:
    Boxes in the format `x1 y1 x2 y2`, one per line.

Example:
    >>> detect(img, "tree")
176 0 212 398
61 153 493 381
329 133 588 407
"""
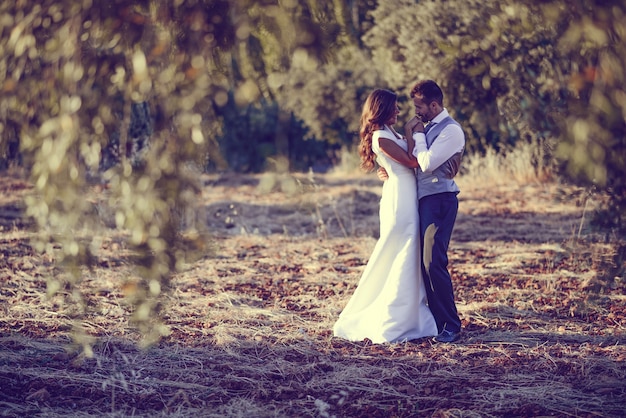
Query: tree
362 0 533 150
362 0 625 231
548 0 626 230
213 0 362 170
434 0 626 230
0 0 347 349
274 45 385 146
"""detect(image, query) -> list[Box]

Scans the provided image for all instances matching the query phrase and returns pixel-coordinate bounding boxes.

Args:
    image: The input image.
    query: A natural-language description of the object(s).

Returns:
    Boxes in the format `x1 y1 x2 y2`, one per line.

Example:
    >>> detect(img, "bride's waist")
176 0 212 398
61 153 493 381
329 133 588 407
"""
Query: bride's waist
387 168 416 178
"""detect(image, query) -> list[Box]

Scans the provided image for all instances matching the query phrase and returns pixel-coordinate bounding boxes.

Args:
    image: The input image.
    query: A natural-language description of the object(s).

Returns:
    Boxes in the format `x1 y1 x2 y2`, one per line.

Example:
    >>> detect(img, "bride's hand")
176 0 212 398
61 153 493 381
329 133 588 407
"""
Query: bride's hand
406 117 424 132
377 167 389 181
405 116 424 138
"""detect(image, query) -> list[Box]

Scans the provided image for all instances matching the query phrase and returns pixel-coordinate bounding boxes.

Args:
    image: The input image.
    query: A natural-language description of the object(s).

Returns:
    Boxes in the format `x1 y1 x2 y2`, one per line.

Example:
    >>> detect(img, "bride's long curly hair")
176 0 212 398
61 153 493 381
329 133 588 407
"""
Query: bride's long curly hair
358 89 397 172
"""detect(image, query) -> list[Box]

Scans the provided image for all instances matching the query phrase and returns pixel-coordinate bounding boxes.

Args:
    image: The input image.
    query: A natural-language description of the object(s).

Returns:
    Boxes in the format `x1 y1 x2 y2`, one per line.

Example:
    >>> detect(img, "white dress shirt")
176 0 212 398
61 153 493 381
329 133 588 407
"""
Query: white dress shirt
411 109 465 173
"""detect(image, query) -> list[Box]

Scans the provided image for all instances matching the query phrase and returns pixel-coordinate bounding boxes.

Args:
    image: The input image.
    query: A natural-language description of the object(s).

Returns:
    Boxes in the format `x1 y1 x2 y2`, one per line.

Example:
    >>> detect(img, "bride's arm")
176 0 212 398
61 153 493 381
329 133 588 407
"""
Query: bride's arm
404 117 424 157
378 138 419 169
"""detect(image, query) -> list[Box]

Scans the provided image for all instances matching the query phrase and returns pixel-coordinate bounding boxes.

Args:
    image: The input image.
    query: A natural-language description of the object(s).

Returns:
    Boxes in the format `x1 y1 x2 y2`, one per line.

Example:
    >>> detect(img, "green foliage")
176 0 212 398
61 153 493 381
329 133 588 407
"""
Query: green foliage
0 120 21 169
1 0 352 349
361 0 625 231
549 0 626 231
225 1 367 154
1 0 222 347
362 0 555 151
273 46 385 147
436 2 563 150
437 0 626 230
213 95 335 173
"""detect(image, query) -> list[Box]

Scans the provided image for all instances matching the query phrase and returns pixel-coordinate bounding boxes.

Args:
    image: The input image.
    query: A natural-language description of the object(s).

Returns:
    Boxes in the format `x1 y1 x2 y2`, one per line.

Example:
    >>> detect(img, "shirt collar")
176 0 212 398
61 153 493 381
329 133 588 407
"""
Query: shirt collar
431 108 449 124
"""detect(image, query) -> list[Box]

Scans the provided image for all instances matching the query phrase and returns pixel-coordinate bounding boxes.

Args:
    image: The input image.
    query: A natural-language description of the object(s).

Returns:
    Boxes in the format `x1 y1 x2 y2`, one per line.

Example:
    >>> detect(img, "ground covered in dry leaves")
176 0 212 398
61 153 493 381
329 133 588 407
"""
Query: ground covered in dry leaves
0 171 625 417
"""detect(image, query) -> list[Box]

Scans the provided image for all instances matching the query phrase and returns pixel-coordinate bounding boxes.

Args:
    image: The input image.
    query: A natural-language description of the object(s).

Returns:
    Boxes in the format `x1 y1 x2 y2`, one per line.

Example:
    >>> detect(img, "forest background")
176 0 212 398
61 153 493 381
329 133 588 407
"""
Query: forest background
1 0 626 416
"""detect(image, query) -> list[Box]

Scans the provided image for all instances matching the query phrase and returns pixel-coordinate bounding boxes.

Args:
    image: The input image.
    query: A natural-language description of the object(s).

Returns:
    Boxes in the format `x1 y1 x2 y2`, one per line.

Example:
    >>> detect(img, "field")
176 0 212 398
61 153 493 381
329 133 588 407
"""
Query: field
1 165 625 417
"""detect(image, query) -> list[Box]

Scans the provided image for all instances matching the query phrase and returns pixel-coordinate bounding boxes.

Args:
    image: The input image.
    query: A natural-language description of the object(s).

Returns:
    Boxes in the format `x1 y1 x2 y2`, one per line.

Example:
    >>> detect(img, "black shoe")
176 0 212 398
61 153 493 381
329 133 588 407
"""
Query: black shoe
433 329 460 343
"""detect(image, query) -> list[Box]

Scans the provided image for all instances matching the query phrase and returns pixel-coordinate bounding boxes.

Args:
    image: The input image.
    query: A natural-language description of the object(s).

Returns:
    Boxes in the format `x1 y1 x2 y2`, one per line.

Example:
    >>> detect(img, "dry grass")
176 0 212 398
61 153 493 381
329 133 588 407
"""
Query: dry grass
460 139 554 186
1 145 625 417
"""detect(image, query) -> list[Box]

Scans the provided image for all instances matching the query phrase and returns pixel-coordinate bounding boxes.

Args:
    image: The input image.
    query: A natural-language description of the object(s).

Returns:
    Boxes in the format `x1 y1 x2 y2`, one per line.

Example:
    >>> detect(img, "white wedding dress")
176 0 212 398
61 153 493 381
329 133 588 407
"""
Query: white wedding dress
333 127 437 343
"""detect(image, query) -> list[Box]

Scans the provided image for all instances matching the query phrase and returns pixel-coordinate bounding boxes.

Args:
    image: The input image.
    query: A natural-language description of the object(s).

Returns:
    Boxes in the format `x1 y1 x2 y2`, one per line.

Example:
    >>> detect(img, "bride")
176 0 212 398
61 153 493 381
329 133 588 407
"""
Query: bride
333 89 437 343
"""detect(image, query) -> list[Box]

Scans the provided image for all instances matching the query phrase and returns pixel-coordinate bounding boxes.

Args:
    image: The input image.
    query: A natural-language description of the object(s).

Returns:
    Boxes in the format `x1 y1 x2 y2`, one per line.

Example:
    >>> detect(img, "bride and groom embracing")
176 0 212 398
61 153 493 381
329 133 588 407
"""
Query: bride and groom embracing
333 80 465 344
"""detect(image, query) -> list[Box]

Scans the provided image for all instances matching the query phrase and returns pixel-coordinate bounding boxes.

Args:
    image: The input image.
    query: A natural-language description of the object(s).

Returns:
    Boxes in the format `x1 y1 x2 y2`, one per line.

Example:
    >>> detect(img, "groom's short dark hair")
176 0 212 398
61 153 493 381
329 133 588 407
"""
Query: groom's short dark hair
410 80 444 106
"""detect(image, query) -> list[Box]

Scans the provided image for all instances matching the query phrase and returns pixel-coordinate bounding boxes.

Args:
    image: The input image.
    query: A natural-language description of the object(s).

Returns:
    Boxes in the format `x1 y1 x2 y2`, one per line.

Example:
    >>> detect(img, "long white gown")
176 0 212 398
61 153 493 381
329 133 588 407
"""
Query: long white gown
333 127 437 343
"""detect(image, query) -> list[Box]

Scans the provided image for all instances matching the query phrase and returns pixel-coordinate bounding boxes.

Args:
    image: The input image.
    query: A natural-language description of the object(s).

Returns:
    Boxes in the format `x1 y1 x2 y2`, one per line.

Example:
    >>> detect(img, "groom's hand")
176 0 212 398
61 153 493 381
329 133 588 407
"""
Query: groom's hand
377 167 389 181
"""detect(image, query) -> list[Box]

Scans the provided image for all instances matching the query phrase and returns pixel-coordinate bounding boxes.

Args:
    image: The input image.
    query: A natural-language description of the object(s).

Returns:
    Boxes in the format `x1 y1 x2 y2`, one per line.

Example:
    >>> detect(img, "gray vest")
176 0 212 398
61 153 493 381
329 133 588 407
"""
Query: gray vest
417 116 464 200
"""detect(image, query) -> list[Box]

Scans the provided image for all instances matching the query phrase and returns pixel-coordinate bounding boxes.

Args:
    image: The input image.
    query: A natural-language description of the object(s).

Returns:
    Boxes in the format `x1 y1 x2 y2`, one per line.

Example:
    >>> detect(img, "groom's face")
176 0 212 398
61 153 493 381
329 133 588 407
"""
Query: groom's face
412 96 435 123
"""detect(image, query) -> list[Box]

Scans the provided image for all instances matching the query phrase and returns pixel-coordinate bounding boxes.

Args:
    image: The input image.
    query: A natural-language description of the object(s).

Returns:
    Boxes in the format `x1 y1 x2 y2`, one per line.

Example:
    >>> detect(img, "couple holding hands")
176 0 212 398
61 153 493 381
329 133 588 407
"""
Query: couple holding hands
334 80 465 344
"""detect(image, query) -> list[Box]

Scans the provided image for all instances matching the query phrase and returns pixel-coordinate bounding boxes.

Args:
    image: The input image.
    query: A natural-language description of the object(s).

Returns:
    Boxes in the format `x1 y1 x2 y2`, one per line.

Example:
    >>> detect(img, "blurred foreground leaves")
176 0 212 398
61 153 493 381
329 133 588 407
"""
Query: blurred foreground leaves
0 0 350 349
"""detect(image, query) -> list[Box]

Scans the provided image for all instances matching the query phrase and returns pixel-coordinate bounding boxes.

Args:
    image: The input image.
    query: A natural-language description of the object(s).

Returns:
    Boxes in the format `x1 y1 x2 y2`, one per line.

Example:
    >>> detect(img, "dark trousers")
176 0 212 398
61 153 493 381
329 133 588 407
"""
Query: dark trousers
419 192 461 334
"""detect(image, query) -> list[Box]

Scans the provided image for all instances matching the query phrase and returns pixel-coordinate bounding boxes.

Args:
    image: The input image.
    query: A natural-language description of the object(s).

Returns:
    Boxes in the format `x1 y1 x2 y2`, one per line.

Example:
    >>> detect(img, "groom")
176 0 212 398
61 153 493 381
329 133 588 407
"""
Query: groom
379 80 464 343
